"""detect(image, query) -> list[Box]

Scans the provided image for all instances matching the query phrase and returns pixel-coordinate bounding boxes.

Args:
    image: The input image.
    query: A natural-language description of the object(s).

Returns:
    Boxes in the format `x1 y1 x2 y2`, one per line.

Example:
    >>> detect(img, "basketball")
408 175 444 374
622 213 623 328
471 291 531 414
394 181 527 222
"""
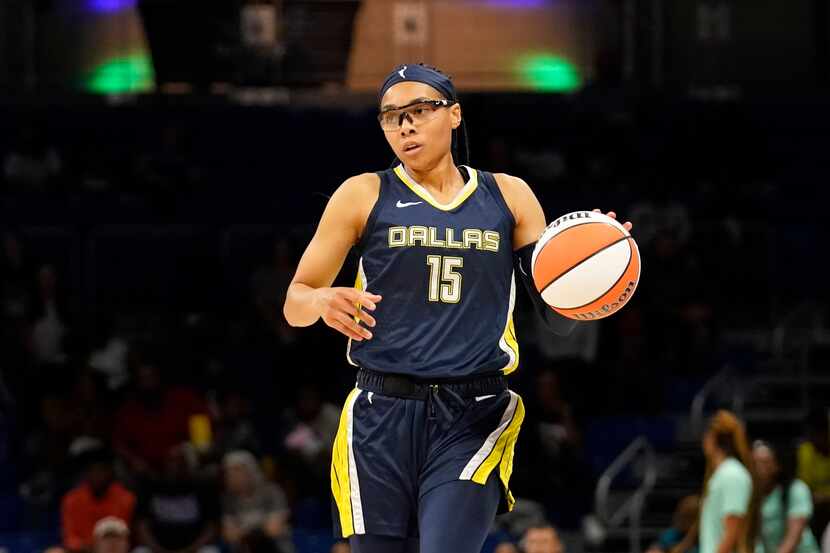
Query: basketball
531 211 641 321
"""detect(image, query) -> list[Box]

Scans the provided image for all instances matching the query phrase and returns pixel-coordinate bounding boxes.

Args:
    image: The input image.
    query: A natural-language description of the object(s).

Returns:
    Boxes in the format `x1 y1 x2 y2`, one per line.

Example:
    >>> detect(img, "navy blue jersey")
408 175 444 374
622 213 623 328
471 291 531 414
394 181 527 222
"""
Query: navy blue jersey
346 164 519 378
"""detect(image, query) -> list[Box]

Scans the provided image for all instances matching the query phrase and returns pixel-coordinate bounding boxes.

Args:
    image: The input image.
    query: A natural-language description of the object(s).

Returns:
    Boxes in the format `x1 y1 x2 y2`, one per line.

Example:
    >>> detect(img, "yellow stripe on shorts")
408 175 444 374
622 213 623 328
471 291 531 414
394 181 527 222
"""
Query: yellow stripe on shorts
458 390 525 511
330 388 365 537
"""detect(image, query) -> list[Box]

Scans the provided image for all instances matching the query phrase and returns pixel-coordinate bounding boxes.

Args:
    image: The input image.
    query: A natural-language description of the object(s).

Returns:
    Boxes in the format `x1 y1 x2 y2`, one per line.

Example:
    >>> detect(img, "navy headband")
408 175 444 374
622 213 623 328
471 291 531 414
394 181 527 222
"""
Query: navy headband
378 64 457 105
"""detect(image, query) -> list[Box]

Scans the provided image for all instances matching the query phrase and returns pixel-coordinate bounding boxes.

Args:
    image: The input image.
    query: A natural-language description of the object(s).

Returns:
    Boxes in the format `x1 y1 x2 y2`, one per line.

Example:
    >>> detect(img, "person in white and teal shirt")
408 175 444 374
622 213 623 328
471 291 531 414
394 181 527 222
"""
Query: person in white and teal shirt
700 411 758 553
753 441 820 553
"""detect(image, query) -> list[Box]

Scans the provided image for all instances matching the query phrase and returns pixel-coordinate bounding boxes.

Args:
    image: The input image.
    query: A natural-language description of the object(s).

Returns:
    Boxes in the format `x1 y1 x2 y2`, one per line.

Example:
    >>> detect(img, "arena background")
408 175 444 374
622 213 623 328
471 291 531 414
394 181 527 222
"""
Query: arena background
0 1 827 553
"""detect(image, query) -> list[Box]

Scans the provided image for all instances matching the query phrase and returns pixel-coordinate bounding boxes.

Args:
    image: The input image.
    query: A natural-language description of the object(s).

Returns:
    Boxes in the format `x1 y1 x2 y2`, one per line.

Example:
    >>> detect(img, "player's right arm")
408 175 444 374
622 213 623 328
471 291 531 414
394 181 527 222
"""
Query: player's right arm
283 173 382 342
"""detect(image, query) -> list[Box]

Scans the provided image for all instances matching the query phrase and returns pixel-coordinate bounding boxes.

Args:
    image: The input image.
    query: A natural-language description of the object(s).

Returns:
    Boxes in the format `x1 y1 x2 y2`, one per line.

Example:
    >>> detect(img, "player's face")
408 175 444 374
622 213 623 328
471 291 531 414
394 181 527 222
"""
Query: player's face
524 528 563 553
379 81 461 170
752 445 778 485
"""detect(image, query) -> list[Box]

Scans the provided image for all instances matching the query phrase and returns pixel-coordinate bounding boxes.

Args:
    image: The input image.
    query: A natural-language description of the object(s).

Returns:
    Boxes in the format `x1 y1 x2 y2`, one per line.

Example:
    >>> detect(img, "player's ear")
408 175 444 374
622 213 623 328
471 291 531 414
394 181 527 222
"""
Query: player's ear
450 102 462 129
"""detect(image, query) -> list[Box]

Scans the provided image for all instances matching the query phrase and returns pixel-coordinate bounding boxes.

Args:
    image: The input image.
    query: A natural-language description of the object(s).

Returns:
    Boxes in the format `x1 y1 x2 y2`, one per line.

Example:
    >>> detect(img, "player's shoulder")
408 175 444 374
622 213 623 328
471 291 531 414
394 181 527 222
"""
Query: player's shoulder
326 173 382 233
491 172 536 220
339 171 381 197
331 172 381 208
718 458 752 482
492 172 532 194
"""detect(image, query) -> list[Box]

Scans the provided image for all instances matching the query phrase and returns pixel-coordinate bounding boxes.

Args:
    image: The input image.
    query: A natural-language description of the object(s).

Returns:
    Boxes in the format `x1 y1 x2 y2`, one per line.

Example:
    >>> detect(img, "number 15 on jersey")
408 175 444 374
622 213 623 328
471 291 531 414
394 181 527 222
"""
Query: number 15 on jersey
426 255 463 304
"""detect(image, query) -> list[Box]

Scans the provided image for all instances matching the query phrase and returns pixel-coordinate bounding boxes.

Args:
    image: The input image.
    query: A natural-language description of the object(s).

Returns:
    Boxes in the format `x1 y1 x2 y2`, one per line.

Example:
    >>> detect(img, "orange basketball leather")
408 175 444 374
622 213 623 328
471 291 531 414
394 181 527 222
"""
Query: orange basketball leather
552 238 640 320
532 223 627 291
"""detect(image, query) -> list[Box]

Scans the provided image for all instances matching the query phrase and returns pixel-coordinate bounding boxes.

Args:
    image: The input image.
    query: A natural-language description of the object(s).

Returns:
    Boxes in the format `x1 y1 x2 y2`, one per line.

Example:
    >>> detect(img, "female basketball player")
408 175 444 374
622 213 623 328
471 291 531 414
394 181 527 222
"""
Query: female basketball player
753 440 820 553
700 411 760 553
283 64 631 553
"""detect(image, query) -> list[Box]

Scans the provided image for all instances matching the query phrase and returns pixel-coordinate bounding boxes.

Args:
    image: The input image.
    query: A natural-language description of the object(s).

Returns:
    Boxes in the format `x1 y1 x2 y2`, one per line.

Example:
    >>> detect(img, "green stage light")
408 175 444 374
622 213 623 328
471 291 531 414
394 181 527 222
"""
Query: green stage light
516 54 581 92
85 54 154 94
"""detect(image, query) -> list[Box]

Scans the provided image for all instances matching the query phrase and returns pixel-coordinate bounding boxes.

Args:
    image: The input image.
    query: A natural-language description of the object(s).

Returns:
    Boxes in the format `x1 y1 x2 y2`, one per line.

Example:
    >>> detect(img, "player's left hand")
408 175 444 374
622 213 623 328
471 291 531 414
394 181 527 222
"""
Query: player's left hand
594 208 633 232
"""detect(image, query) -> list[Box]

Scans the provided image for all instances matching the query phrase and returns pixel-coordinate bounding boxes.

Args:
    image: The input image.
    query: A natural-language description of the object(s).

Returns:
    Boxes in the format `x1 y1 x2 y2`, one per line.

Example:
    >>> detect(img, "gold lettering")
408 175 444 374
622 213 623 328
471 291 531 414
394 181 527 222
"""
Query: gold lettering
428 227 446 247
409 226 428 246
483 231 500 252
445 228 463 249
462 229 483 250
389 226 406 247
389 226 501 252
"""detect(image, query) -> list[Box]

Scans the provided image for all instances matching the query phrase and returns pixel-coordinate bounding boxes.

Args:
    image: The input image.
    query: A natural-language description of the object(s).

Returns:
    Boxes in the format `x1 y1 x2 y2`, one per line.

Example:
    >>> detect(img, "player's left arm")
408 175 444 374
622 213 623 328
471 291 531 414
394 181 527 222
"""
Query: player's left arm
494 173 575 335
493 173 631 335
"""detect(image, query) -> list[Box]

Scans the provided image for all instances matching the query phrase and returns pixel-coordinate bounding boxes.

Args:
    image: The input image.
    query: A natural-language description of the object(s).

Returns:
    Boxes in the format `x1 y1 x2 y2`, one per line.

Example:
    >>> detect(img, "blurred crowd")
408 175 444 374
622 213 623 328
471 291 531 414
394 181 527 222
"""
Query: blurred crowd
0 95 825 553
644 410 830 553
0 223 602 553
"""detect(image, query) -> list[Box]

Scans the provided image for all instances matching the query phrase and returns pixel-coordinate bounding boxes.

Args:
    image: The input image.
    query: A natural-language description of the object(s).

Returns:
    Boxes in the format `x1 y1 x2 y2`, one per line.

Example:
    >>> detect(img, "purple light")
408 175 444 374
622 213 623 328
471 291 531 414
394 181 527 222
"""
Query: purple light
87 0 135 13
483 0 549 7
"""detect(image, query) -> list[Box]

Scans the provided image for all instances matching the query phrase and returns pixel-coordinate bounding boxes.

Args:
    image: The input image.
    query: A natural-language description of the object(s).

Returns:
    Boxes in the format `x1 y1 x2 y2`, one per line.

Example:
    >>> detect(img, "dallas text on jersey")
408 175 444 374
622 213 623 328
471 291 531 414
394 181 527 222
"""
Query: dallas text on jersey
387 226 501 251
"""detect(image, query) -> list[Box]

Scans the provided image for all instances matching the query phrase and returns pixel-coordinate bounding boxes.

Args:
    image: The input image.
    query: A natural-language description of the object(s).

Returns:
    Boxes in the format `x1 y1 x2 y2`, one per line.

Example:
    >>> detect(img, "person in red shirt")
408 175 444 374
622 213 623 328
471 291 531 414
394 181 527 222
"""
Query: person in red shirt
113 353 208 476
61 448 136 553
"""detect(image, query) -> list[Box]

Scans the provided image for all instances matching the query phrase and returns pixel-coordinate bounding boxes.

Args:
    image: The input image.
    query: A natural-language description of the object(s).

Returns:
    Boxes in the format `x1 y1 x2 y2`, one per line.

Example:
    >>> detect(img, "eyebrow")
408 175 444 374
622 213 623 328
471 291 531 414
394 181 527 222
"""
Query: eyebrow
380 97 436 112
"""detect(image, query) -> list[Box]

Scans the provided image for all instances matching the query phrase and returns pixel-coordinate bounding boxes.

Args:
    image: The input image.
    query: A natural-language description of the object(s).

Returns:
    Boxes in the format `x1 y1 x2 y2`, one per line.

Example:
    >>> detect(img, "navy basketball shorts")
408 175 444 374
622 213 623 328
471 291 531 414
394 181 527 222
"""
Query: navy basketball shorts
330 370 525 547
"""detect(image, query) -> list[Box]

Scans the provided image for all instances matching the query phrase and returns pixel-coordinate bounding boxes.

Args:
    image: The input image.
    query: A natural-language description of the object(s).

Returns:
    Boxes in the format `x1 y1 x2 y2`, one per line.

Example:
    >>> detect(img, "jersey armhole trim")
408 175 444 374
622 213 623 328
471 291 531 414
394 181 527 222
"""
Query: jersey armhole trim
484 171 518 229
353 172 384 255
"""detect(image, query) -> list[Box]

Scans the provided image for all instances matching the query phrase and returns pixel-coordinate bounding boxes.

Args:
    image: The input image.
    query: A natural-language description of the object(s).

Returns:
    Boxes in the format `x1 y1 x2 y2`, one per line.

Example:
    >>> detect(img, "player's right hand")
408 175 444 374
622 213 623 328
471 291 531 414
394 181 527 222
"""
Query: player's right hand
312 287 382 341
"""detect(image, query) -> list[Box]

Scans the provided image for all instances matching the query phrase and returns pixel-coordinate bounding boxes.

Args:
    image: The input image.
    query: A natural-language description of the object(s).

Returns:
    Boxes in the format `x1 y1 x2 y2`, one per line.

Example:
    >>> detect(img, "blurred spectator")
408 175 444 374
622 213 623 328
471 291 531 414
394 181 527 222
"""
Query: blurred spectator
639 210 713 377
236 529 284 553
132 124 202 207
521 524 565 553
330 542 350 553
2 124 62 190
492 498 548 542
822 525 829 553
753 440 820 553
20 387 80 513
798 409 830 541
70 369 115 444
222 451 292 553
211 389 262 460
113 353 208 477
87 318 130 391
250 238 297 346
91 517 130 553
645 495 699 553
282 383 338 464
494 542 519 553
0 230 32 321
31 264 67 364
279 382 339 506
135 444 220 553
699 411 758 553
61 448 136 553
515 368 593 528
534 314 598 365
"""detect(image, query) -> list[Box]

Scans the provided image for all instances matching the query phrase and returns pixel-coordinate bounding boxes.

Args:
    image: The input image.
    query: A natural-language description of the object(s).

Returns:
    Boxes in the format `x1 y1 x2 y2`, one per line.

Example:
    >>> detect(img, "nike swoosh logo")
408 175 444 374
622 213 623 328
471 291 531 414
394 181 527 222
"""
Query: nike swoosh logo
396 200 423 208
475 394 497 402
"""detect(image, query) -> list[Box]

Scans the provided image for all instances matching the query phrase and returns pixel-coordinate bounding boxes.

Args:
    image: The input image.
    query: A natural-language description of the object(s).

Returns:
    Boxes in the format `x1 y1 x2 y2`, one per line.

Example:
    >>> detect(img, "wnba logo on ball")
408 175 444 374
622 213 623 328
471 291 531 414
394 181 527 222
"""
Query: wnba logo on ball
572 280 638 320
550 211 593 229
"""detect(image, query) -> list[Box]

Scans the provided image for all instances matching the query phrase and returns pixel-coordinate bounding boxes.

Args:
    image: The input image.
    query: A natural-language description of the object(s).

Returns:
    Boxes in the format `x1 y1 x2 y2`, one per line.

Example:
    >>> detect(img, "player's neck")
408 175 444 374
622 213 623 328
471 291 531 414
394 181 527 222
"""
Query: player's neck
403 154 465 195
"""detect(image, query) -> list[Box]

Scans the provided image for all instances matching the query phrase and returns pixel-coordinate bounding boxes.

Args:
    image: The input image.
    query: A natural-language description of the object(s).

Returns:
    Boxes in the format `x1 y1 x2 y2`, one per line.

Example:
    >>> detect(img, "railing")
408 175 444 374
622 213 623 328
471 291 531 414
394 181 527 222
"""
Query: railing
771 301 816 358
594 436 658 553
690 366 743 435
691 367 830 434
